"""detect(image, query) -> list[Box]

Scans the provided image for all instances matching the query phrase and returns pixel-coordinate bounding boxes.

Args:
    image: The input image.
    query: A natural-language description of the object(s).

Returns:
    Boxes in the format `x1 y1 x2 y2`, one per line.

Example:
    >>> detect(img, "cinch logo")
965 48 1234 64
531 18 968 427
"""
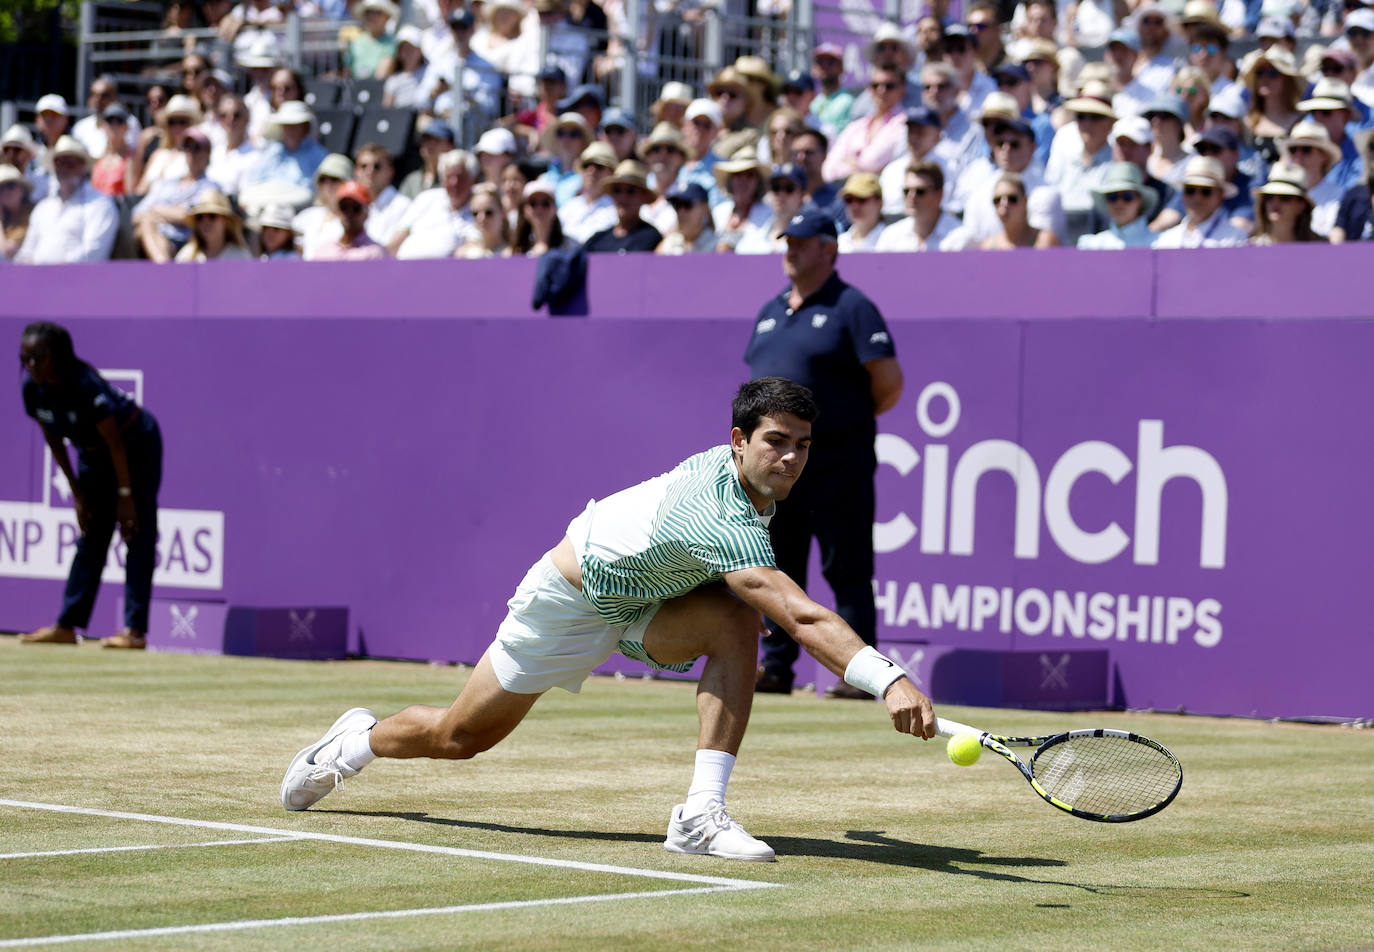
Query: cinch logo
874 382 1229 569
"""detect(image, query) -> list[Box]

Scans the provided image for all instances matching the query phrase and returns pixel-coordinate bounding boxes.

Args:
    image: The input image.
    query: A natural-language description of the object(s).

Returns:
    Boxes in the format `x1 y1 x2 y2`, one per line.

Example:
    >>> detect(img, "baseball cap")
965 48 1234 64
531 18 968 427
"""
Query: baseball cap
1321 48 1358 71
781 68 815 92
101 103 131 123
36 94 68 116
1111 115 1152 145
1256 17 1294 38
447 7 475 29
537 63 568 84
768 162 807 190
422 119 456 142
780 205 838 240
1108 28 1141 50
599 107 636 132
476 127 517 155
992 63 1031 85
1197 127 1240 151
684 98 723 126
1347 8 1374 30
666 181 709 206
813 42 844 61
1207 85 1246 119
904 104 942 128
556 83 605 113
336 181 372 205
992 117 1035 139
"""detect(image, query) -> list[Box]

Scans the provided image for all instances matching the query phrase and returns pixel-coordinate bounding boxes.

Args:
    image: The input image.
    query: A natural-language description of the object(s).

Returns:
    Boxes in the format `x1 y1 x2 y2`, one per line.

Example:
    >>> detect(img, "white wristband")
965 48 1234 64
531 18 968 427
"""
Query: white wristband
844 646 904 698
117 487 132 497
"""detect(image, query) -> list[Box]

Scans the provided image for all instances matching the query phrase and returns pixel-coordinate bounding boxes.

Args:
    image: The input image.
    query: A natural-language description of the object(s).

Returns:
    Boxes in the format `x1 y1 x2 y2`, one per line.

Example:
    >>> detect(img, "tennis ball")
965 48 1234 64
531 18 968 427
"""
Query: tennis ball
947 733 982 767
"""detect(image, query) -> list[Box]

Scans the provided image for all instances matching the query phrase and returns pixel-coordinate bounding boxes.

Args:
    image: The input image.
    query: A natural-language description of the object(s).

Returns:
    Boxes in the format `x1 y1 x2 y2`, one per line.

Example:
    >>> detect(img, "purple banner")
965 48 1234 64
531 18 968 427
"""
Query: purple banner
2 246 1370 721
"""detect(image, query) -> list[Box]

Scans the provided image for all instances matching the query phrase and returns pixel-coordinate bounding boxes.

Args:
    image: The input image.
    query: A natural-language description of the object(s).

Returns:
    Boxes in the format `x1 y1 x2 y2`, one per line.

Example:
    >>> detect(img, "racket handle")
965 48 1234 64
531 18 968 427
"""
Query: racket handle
935 716 983 738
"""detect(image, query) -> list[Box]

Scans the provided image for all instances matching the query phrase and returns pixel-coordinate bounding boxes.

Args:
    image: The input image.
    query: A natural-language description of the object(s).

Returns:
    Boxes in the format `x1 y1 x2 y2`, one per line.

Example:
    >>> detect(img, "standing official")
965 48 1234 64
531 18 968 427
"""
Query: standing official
744 207 903 698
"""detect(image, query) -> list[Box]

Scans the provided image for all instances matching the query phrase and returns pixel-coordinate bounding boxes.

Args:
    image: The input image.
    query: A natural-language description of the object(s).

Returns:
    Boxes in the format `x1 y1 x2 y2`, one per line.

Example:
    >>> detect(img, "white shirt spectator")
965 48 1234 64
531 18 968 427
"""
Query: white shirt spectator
208 139 262 197
560 192 616 242
1133 55 1179 100
880 151 948 216
710 200 772 235
641 198 678 237
734 222 786 254
365 185 412 245
394 186 479 258
960 166 1065 243
1113 78 1156 120
71 113 141 158
874 211 968 251
294 205 342 260
1151 208 1248 248
1309 173 1343 237
838 222 886 252
15 180 118 263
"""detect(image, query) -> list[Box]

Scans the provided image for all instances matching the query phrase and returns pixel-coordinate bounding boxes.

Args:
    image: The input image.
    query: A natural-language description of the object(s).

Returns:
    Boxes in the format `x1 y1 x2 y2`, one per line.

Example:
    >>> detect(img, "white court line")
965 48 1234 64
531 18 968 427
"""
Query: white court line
0 837 299 860
0 799 775 889
0 798 783 947
0 886 750 948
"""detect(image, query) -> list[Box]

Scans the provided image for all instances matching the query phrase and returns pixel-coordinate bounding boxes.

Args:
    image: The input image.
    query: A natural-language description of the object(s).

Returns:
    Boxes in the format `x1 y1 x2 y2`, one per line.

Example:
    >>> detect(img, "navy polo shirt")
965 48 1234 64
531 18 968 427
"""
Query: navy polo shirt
22 362 139 452
744 270 896 441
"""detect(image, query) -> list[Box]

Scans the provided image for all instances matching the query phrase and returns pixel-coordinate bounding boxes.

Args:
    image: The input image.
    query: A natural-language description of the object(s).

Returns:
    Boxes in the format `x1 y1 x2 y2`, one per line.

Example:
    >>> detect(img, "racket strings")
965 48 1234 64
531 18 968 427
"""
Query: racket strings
1031 736 1181 817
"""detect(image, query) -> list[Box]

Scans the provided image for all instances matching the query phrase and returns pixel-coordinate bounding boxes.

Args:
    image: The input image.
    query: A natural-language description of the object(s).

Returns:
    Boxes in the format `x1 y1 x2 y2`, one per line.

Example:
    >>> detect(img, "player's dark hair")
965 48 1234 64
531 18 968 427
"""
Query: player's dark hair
732 377 818 436
21 321 78 373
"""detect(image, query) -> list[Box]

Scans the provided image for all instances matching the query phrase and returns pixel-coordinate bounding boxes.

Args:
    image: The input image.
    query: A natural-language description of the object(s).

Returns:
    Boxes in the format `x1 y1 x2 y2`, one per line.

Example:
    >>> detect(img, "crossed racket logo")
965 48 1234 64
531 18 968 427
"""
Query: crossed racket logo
288 610 317 643
169 604 199 639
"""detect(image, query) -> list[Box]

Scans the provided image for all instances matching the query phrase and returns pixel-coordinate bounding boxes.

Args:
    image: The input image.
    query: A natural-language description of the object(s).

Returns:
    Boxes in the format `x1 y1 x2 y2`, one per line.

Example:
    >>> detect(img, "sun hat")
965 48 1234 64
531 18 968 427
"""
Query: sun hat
733 55 782 99
864 22 914 64
1196 126 1240 152
541 111 592 152
1251 162 1311 204
1244 46 1302 82
188 189 238 219
636 122 688 160
977 91 1021 125
707 66 761 113
2 123 39 154
781 68 815 92
712 146 768 192
1298 78 1354 113
600 159 653 197
238 32 283 68
1064 81 1118 120
102 103 132 123
266 100 313 138
522 178 556 201
555 83 604 113
50 135 93 167
335 180 372 206
255 204 298 231
575 141 618 170
813 42 844 62
163 94 202 121
420 119 455 143
313 152 354 184
839 171 882 199
1255 16 1294 39
358 0 399 17
1179 0 1223 28
1279 119 1342 166
1107 28 1141 51
0 164 34 192
1015 37 1060 64
1180 155 1237 197
1091 161 1158 219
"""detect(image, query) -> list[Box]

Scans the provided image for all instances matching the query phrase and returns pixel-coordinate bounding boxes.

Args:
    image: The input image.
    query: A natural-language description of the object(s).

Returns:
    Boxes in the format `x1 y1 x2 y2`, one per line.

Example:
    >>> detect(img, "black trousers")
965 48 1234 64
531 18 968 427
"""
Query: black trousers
58 411 163 634
760 432 878 678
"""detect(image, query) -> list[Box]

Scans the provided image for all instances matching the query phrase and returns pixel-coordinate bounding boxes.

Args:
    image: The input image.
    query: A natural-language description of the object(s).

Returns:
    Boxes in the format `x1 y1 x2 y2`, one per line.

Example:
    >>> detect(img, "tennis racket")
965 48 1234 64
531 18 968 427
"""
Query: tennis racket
936 716 1183 823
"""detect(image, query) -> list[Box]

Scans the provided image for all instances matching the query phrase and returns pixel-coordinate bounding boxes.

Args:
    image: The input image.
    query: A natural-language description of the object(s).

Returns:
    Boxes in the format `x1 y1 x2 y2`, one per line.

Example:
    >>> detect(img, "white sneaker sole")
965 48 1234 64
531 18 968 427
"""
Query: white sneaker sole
280 707 376 811
663 840 777 862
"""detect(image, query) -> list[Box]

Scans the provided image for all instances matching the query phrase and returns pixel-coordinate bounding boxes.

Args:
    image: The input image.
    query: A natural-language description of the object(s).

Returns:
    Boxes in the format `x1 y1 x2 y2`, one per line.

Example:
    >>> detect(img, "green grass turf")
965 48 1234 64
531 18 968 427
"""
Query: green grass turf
1 634 1372 951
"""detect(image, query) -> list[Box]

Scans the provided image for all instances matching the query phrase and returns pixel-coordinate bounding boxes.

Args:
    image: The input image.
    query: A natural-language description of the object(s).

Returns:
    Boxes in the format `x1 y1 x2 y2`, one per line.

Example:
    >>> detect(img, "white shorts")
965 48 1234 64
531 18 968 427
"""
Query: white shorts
488 553 688 694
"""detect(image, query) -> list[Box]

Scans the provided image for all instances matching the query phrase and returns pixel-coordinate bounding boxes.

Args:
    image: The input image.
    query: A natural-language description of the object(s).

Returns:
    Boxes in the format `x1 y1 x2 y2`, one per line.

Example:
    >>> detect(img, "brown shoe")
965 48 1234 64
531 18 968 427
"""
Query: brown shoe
18 625 78 645
101 630 147 650
824 682 873 700
754 666 794 694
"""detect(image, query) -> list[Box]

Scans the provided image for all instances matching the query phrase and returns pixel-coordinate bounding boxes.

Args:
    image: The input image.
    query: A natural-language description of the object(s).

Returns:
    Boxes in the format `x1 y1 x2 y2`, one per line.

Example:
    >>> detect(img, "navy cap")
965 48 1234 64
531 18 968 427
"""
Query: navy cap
666 181 709 206
780 205 838 240
904 104 942 128
447 7 475 28
599 107 636 132
781 68 814 91
992 63 1030 85
769 162 807 189
944 23 973 39
422 119 455 142
537 63 568 84
1197 126 1239 151
991 117 1034 139
556 83 605 113
101 103 131 122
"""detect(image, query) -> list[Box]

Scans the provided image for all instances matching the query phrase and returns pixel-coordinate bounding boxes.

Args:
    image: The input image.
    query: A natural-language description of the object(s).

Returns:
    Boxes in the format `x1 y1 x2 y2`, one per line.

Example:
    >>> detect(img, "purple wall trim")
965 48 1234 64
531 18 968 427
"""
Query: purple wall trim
2 247 1369 721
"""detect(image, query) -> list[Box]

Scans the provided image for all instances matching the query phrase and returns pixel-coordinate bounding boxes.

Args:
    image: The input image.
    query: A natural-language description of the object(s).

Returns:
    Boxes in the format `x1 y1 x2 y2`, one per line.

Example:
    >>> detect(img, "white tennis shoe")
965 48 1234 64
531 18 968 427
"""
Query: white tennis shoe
280 707 377 811
664 800 776 862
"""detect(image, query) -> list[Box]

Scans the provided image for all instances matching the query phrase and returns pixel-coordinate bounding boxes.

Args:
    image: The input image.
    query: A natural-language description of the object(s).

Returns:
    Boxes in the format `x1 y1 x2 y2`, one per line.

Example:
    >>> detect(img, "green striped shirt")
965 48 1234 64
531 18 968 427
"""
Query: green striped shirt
571 445 776 628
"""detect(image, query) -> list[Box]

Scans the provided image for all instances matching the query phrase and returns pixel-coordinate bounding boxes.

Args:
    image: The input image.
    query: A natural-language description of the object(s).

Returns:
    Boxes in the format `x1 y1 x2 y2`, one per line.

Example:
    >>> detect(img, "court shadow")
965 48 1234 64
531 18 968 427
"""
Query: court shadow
318 809 1066 879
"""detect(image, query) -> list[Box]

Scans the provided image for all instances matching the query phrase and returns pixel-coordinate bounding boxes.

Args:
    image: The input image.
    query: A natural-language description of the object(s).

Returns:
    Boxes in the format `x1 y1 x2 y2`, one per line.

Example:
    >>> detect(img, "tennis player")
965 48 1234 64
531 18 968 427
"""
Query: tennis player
281 377 936 861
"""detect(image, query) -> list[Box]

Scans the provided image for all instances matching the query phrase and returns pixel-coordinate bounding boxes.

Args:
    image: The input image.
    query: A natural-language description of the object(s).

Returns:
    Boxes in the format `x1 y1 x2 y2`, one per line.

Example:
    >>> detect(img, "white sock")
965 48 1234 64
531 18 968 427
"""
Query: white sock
685 749 735 812
340 728 377 771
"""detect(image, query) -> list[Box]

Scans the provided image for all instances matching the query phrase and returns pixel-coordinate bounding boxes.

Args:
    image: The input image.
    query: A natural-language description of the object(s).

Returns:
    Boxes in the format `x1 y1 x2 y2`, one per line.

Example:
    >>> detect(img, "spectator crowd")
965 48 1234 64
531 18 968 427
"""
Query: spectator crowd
3 0 1373 265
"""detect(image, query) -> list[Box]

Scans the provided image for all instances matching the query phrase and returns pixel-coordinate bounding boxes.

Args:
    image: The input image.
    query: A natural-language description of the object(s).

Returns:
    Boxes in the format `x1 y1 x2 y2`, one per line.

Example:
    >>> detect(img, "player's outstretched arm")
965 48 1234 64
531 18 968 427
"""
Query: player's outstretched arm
723 566 936 738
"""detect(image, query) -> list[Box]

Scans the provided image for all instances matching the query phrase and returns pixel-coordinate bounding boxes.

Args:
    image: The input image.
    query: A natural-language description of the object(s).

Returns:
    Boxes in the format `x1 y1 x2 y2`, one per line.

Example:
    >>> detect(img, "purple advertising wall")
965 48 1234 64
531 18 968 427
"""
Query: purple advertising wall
2 246 1370 721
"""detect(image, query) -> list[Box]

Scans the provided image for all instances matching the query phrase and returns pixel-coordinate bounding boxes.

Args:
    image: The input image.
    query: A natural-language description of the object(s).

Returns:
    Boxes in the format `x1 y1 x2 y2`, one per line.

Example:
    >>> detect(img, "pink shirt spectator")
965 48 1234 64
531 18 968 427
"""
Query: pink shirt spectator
822 106 908 182
312 232 389 261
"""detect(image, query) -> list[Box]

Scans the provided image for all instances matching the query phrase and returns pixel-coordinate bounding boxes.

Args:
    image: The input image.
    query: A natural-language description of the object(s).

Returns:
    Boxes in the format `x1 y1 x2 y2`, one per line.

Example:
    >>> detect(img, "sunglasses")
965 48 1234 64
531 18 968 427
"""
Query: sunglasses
992 193 1021 205
1075 112 1110 123
842 194 876 204
1195 143 1222 156
945 41 971 53
996 75 1023 88
555 129 586 139
903 185 931 196
968 21 995 32
609 185 642 196
1348 28 1372 39
1289 144 1319 156
338 200 365 213
355 161 386 171
1174 86 1200 97
1183 185 1216 196
166 117 191 126
646 144 677 155
1104 191 1139 203
1320 63 1348 76
181 141 209 152
922 80 952 91
472 207 500 218
219 111 246 121
526 197 554 209
1255 66 1282 79
793 147 821 158
994 137 1026 150
1310 109 1345 118
182 66 206 75
1190 43 1221 56
869 80 900 91
771 182 799 193
714 89 741 100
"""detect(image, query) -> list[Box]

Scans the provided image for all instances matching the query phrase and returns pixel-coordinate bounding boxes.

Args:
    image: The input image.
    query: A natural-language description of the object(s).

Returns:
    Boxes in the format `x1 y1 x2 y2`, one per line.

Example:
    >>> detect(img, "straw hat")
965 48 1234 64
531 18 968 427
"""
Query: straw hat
864 22 914 64
540 111 592 153
1064 80 1118 120
358 0 399 18
733 55 782 100
163 94 202 122
0 163 34 193
1298 78 1354 113
977 91 1021 125
1180 155 1237 197
839 172 882 200
575 141 618 171
712 147 768 193
1244 46 1302 82
266 100 315 139
314 152 354 184
50 135 93 168
1280 119 1342 166
1091 161 1158 219
254 204 298 231
188 190 246 245
653 81 695 117
1252 162 1312 205
1179 0 1223 27
1 123 39 158
600 159 653 197
636 122 689 160
1015 37 1060 65
706 67 761 114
